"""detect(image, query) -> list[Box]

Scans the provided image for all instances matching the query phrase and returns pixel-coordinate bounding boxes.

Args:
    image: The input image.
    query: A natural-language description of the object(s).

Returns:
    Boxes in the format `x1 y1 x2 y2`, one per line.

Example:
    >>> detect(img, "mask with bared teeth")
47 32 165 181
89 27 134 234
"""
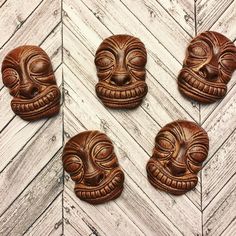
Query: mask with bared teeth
1 45 61 121
146 120 209 195
95 34 148 109
62 130 125 204
178 31 236 103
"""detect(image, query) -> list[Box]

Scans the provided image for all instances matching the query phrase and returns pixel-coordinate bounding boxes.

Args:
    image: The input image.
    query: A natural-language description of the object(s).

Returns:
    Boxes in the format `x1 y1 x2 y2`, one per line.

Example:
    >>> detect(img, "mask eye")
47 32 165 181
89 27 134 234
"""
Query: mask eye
2 68 19 88
191 46 207 57
127 50 147 67
188 145 207 163
95 51 114 69
63 155 84 183
96 57 113 68
30 59 52 75
220 52 236 72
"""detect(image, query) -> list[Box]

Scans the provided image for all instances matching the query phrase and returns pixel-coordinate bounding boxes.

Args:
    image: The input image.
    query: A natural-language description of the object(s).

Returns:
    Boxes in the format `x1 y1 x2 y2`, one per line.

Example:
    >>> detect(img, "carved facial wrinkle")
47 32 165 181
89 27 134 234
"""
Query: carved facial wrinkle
178 31 236 103
62 130 125 204
1 45 61 121
146 120 209 195
95 34 148 109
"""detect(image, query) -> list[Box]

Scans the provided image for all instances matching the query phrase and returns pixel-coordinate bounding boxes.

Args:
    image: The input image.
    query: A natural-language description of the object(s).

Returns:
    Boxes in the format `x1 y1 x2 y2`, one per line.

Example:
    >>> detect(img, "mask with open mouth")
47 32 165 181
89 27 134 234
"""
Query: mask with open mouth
178 31 236 103
62 130 124 204
146 120 209 195
1 45 61 121
95 34 148 109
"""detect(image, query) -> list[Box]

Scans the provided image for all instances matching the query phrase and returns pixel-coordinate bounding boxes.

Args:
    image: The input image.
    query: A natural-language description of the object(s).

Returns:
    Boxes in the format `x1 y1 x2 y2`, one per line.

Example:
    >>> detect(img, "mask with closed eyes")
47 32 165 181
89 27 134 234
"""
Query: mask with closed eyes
62 130 125 204
1 45 61 121
146 120 209 195
178 31 236 103
95 35 148 109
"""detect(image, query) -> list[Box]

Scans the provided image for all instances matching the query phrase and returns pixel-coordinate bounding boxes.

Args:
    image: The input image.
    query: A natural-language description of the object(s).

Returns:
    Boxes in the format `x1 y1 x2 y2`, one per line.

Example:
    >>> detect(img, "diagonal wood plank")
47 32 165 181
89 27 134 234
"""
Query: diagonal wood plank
24 194 63 236
0 150 63 236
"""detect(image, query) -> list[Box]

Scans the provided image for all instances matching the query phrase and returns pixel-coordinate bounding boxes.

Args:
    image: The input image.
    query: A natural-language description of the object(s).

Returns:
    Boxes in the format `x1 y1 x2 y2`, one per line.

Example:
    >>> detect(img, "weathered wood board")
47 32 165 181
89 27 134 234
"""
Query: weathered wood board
0 0 235 235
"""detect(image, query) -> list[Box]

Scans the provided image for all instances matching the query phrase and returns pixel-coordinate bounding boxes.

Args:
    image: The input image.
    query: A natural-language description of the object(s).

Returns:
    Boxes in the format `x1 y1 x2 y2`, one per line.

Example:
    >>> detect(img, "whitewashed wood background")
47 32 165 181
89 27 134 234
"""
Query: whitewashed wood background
0 0 235 235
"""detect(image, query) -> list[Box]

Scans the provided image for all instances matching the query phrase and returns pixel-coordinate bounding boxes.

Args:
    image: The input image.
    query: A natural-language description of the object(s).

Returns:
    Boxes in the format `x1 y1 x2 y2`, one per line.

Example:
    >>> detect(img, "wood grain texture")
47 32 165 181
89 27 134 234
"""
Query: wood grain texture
0 0 235 235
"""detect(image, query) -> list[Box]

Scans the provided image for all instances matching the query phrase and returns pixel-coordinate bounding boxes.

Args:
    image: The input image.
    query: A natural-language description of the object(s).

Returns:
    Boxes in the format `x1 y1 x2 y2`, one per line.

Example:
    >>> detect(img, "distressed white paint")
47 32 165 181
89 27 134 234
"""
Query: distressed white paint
0 0 235 235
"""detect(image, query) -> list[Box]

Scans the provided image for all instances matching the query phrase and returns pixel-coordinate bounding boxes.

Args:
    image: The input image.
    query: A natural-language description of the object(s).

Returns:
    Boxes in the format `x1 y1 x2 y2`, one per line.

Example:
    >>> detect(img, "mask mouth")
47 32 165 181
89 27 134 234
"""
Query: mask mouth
146 159 198 195
74 168 124 204
178 68 227 103
11 85 61 121
95 81 148 109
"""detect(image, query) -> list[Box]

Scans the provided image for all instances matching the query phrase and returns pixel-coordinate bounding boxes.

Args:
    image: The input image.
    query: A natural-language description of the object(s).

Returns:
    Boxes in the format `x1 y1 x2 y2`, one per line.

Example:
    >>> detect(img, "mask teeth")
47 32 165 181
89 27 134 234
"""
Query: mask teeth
96 84 147 99
148 163 197 190
76 173 123 200
180 71 226 97
12 90 58 113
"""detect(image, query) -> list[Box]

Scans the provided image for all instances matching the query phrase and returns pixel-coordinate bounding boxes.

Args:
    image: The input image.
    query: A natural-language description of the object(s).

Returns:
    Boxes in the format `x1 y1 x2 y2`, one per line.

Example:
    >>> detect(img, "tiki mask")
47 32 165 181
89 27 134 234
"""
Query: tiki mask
178 31 236 103
1 45 61 121
95 34 148 109
62 130 125 204
146 120 209 195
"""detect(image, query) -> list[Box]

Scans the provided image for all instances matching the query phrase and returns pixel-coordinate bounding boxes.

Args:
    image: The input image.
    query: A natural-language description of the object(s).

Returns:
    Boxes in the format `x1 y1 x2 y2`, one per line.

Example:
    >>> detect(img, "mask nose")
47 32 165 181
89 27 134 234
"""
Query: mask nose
168 141 187 176
110 72 131 86
84 171 105 186
19 82 39 99
199 57 219 80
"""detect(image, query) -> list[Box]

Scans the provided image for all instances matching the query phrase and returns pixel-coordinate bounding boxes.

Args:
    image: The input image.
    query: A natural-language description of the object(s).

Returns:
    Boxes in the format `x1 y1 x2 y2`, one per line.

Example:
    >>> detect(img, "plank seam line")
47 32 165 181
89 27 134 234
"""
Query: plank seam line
0 21 62 91
148 0 194 37
197 0 234 34
0 146 63 219
61 0 65 234
64 66 200 211
207 0 234 32
80 0 183 66
64 106 87 130
203 126 236 168
22 191 63 236
119 0 189 65
64 187 106 236
64 89 195 235
63 23 198 123
0 0 8 8
202 169 236 214
218 217 236 236
0 120 47 174
0 0 45 50
201 81 236 125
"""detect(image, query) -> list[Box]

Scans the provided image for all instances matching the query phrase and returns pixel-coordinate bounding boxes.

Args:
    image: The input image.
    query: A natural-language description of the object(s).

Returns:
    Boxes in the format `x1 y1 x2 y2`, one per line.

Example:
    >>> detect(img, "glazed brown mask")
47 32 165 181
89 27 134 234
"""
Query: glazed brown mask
146 120 209 195
95 34 148 109
178 31 236 103
1 45 61 121
62 131 125 204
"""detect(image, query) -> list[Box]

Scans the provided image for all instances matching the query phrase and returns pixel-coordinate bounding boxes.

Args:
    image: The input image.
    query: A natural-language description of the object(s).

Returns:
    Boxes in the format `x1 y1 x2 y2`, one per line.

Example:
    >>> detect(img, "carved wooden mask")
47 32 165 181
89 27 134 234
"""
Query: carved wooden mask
146 120 209 195
1 45 61 121
62 131 125 204
178 31 236 103
95 34 148 109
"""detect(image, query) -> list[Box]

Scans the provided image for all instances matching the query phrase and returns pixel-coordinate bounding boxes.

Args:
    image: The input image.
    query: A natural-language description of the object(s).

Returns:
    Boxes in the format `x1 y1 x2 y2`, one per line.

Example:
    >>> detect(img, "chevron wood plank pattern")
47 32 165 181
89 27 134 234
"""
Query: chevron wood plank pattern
0 0 235 235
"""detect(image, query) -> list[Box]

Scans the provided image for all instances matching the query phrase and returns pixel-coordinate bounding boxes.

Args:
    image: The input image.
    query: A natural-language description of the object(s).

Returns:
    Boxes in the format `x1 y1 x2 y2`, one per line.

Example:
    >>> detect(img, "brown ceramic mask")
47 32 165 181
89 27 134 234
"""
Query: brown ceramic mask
178 31 236 103
62 131 125 204
95 34 148 109
1 45 61 121
146 120 209 195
